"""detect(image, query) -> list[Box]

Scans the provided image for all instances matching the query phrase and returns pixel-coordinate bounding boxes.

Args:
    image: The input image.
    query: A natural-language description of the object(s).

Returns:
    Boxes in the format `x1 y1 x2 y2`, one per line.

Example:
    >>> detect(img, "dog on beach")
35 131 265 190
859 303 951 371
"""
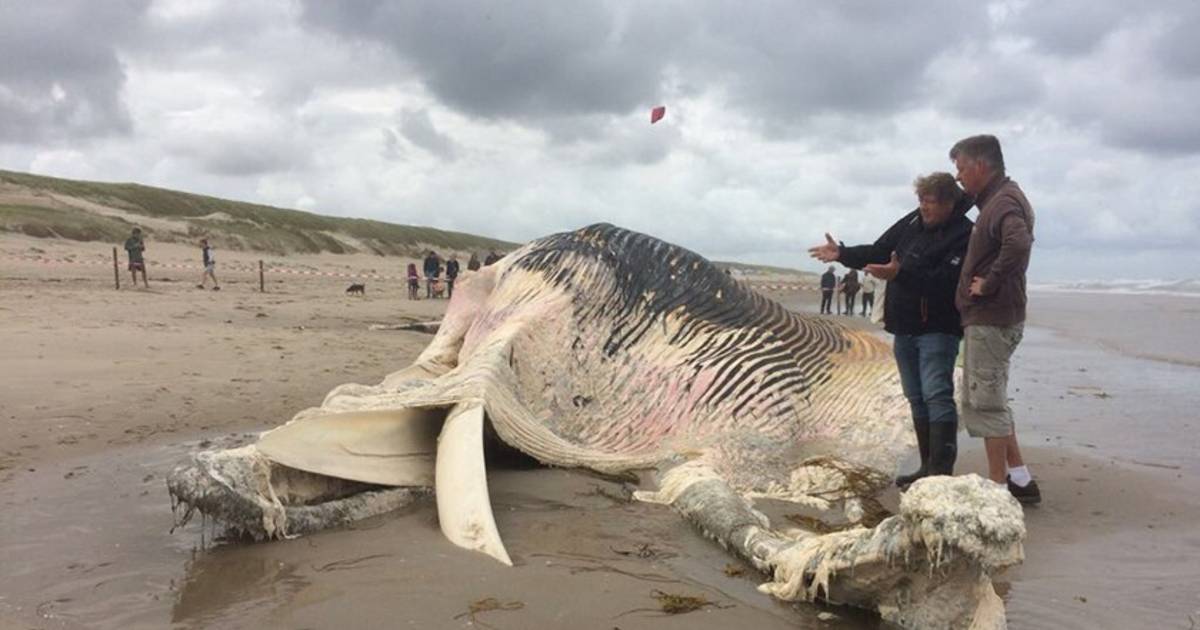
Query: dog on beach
345 283 366 296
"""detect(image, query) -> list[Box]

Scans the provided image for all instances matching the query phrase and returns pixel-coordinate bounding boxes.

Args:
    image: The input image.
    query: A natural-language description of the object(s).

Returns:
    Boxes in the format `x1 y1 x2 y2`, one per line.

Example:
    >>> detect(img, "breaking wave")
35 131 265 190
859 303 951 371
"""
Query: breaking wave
1031 278 1200 298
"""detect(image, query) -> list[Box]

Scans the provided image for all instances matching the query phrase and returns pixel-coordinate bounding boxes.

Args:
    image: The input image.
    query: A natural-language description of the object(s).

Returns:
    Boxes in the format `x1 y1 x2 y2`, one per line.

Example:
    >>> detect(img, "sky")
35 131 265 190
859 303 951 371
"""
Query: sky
2 0 1198 281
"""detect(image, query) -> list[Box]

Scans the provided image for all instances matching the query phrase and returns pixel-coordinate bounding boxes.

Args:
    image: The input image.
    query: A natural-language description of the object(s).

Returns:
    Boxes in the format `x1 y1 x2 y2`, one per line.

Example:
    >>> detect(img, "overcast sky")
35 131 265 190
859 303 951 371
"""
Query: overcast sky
3 0 1198 280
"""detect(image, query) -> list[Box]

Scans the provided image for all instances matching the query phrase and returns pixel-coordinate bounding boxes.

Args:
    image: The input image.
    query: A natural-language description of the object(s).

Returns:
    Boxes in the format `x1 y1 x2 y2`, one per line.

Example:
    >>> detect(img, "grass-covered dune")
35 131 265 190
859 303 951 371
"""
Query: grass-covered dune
0 169 516 257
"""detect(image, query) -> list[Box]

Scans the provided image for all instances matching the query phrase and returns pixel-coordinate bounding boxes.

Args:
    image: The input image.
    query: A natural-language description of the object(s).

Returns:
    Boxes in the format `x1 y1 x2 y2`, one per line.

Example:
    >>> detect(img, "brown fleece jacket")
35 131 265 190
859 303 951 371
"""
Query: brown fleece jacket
955 176 1035 327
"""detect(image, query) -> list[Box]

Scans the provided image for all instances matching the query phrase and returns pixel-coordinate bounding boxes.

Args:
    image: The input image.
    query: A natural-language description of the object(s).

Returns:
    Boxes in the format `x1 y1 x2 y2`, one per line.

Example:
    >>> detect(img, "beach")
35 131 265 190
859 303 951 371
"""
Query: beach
2 233 1198 629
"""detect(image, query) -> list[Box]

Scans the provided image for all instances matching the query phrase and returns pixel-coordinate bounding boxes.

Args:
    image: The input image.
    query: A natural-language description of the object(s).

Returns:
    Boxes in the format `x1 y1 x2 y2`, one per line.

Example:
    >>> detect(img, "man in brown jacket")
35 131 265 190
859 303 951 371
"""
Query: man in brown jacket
951 134 1041 504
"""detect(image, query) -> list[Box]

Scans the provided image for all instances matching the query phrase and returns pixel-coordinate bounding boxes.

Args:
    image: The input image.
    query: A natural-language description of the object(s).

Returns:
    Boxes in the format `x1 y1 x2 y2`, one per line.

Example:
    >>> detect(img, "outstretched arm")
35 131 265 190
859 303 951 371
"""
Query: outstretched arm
838 210 914 270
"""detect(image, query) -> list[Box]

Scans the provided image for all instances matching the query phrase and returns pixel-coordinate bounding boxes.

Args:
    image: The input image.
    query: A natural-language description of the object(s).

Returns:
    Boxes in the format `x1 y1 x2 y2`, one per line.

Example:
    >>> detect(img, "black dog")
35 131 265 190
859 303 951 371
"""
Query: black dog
345 283 366 295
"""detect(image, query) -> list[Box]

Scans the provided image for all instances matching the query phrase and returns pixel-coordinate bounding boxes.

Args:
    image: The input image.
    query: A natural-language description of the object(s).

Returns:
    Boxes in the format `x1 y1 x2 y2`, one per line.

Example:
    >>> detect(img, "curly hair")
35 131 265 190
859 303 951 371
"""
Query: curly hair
913 172 963 203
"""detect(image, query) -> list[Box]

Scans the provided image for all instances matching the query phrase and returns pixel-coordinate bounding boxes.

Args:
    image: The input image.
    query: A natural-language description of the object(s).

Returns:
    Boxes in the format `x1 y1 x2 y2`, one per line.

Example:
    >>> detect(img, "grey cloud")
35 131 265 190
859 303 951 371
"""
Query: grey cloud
399 108 459 160
546 114 679 166
1153 8 1200 78
1101 101 1200 156
128 2 408 110
194 144 305 177
1000 1 1128 57
381 128 405 161
299 1 987 140
164 129 309 177
300 1 680 122
681 1 988 128
929 52 1046 121
0 1 149 144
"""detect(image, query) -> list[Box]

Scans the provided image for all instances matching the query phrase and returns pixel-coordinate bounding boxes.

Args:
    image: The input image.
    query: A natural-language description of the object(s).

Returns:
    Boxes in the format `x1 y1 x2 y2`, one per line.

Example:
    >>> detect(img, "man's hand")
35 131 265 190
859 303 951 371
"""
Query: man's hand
864 252 900 280
968 275 987 297
807 233 840 262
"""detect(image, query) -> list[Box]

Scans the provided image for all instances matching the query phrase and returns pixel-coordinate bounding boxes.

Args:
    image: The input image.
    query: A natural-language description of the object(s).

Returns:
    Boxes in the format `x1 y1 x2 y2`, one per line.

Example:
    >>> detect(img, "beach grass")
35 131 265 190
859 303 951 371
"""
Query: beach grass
0 204 138 243
0 169 516 256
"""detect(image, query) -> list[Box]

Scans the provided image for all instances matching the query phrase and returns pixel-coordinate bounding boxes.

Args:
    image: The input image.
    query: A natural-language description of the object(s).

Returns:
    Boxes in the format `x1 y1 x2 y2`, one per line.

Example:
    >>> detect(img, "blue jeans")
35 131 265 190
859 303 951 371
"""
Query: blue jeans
893 333 960 426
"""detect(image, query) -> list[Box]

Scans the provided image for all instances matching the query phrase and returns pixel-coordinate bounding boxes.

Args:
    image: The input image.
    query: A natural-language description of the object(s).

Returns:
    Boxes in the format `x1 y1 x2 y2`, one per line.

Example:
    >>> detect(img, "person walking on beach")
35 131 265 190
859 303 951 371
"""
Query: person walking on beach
124 227 149 288
842 269 861 316
467 252 481 271
406 262 420 300
423 250 440 299
197 239 219 291
445 255 460 299
808 172 973 488
951 134 1040 504
819 266 836 314
861 275 877 317
484 250 500 266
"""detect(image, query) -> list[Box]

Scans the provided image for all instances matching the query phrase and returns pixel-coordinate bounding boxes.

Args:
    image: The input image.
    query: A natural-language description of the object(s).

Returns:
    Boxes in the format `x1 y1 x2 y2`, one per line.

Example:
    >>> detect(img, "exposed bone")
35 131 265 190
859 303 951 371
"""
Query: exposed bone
642 462 1022 630
167 445 429 541
435 402 512 565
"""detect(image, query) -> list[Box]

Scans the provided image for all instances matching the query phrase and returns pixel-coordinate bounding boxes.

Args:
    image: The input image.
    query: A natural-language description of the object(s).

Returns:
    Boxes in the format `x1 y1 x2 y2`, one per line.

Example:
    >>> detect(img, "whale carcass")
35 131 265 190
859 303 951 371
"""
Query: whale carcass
168 223 1024 629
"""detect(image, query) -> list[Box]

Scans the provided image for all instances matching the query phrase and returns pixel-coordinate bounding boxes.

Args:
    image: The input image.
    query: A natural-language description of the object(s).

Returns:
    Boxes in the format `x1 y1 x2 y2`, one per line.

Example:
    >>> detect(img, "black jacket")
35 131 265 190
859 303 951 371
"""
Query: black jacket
820 270 836 290
423 255 440 276
838 197 973 336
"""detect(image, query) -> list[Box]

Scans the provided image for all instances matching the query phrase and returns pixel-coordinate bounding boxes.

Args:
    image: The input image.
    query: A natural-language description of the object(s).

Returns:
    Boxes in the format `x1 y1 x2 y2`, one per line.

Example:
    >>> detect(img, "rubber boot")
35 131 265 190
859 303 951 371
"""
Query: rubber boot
895 416 930 489
927 420 958 476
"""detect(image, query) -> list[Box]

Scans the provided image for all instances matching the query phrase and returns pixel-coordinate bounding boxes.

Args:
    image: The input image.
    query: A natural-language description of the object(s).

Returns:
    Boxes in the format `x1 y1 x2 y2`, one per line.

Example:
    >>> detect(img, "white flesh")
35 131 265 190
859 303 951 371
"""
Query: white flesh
257 408 442 486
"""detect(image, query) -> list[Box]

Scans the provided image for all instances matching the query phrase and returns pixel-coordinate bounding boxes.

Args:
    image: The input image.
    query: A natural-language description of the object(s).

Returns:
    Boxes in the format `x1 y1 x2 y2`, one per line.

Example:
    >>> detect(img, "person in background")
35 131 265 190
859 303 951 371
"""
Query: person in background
483 250 500 266
197 238 219 291
835 274 845 314
406 262 420 300
423 250 440 299
445 255 460 299
861 275 877 317
467 252 481 271
819 266 836 314
124 227 149 288
842 268 861 316
808 172 973 489
950 134 1041 504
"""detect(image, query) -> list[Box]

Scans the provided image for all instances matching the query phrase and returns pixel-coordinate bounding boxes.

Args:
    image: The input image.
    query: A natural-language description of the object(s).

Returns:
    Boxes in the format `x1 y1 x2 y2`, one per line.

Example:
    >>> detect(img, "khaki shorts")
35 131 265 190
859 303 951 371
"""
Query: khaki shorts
960 323 1024 438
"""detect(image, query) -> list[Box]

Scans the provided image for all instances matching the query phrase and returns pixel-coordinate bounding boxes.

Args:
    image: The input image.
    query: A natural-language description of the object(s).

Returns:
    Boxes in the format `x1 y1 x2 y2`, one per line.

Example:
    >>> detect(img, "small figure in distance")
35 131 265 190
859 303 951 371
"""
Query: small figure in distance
406 262 420 300
197 238 219 291
124 227 149 289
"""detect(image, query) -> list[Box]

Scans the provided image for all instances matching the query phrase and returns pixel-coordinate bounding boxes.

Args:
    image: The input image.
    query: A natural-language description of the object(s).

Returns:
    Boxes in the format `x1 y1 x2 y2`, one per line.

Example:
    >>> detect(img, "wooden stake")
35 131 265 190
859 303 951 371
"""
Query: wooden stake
113 247 120 290
259 259 265 292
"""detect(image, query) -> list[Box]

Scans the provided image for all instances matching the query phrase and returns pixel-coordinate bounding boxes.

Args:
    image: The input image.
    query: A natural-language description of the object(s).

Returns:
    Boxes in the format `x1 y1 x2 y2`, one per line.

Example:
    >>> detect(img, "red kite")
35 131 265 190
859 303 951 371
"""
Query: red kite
650 106 666 124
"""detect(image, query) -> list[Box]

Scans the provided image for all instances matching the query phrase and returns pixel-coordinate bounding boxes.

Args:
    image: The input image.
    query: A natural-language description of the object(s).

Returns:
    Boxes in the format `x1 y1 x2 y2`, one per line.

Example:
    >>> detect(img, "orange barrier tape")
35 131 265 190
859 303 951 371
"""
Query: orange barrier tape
4 253 815 288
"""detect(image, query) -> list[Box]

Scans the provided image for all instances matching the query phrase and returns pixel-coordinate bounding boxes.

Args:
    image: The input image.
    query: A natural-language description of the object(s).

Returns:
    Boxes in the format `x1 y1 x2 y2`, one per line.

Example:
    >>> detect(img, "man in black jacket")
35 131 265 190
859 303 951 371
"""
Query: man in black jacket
819 266 837 314
423 251 441 299
808 172 973 488
445 255 460 299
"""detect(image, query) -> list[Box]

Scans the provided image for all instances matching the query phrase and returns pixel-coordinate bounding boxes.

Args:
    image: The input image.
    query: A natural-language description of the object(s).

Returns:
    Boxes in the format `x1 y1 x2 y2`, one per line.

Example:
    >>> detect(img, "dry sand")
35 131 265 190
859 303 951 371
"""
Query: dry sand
2 234 1198 629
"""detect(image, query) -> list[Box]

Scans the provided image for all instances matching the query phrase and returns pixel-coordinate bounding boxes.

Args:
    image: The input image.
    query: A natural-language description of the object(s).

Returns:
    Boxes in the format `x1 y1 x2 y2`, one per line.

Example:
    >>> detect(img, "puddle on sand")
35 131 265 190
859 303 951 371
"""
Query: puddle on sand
0 438 883 630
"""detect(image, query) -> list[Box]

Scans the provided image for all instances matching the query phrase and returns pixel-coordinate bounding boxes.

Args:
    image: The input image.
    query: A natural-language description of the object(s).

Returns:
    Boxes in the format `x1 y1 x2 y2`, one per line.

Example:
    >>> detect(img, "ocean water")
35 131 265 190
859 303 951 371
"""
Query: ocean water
1032 277 1200 297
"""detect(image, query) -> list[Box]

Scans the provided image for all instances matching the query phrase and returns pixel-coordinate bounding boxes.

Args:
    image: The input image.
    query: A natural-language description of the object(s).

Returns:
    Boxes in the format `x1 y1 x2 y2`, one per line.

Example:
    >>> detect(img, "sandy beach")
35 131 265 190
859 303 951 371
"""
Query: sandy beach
2 233 1199 629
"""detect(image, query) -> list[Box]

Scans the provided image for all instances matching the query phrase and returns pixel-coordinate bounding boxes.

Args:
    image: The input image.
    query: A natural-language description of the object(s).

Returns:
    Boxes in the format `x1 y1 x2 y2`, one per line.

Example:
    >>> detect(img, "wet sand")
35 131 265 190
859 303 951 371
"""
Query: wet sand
2 235 1199 629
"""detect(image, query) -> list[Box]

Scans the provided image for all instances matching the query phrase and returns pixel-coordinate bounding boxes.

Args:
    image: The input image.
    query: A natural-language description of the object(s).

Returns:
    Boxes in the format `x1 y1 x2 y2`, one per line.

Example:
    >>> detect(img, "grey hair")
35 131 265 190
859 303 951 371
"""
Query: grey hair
949 135 1005 176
